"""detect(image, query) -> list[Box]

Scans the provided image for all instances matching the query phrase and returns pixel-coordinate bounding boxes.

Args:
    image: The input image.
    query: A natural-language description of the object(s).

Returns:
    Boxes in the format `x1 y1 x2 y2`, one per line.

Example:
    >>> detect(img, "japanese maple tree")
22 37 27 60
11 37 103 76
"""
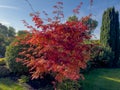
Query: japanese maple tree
15 1 93 83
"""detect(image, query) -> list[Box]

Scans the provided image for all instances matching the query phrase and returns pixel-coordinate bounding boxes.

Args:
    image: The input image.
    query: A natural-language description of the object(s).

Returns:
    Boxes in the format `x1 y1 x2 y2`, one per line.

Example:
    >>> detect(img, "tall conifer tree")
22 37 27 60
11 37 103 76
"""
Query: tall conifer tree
100 7 119 66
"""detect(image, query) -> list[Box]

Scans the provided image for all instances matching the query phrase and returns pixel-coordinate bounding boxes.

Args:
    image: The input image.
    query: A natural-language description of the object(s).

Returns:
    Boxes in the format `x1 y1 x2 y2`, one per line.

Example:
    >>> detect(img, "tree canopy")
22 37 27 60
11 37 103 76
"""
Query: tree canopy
100 7 120 67
0 23 16 57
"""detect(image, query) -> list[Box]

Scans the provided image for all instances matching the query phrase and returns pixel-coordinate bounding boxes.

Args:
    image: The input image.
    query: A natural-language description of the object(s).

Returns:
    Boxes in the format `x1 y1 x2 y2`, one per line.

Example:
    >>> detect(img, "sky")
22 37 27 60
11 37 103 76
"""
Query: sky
0 0 120 39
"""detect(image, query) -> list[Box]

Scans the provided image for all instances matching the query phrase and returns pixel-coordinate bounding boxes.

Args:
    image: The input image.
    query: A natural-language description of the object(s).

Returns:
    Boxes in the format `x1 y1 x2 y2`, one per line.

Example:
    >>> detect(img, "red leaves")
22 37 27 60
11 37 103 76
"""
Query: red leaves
57 2 63 5
43 11 48 16
53 2 64 21
73 2 83 14
90 0 93 6
16 20 92 82
15 1 94 83
32 15 43 28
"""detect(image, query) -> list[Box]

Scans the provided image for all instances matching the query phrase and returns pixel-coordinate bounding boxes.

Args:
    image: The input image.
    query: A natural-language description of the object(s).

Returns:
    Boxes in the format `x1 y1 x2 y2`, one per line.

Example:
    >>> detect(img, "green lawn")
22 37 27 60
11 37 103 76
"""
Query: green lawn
0 78 29 90
0 68 120 90
81 68 120 90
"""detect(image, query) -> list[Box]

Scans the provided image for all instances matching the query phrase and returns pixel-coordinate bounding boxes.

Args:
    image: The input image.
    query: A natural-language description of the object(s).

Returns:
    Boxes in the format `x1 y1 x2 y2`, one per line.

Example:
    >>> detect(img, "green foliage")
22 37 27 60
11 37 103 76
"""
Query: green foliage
0 66 10 77
0 24 16 38
8 26 16 37
0 58 6 66
67 16 98 32
91 45 114 68
85 44 114 70
0 23 16 57
5 44 28 75
0 78 28 90
67 15 78 22
18 75 30 83
81 17 98 32
17 30 28 36
85 47 100 71
56 79 81 90
100 7 120 66
99 46 114 67
0 34 6 57
0 23 8 37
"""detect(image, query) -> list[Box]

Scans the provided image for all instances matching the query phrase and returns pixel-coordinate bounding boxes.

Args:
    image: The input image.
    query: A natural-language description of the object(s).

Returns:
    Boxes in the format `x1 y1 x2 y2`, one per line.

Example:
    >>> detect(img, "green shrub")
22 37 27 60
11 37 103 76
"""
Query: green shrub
87 45 114 69
0 66 11 77
18 75 30 83
56 79 81 90
98 46 114 67
5 44 28 75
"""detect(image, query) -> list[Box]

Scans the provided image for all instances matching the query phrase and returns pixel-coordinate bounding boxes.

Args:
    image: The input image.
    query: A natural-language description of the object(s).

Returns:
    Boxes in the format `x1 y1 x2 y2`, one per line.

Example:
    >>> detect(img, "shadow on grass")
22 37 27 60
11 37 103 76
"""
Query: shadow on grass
0 78 26 90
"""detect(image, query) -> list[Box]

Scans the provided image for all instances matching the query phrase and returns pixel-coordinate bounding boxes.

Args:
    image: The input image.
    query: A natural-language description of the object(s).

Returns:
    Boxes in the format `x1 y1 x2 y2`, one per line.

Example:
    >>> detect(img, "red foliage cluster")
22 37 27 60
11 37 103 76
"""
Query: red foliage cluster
90 0 93 6
16 1 93 82
73 2 83 14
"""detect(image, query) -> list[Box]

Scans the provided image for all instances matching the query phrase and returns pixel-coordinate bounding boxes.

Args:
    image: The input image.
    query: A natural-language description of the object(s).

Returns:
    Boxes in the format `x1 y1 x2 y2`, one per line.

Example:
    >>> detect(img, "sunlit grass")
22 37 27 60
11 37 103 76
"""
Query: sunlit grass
0 58 5 61
102 76 120 83
0 78 28 90
0 58 6 66
81 68 120 90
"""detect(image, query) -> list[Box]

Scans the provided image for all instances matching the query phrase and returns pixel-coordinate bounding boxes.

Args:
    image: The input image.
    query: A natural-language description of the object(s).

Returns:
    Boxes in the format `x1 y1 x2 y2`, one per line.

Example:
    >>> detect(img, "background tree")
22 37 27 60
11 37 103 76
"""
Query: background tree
0 23 16 57
0 23 8 37
67 15 78 22
5 40 29 75
17 30 28 36
8 26 16 37
0 34 6 57
100 7 119 67
80 16 98 32
5 31 30 75
67 15 98 31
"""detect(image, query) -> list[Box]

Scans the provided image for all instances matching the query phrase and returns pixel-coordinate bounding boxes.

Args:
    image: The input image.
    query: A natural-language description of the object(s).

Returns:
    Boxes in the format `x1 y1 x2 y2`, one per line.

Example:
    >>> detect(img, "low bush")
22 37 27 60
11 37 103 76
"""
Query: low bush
0 66 11 77
56 79 81 90
18 75 30 83
5 44 28 75
27 74 54 90
86 45 114 69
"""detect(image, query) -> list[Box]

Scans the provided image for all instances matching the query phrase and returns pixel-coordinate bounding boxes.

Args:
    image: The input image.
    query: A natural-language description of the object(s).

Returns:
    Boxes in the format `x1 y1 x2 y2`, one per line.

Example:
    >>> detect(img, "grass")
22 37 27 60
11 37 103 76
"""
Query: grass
0 78 29 90
0 64 120 90
81 68 120 90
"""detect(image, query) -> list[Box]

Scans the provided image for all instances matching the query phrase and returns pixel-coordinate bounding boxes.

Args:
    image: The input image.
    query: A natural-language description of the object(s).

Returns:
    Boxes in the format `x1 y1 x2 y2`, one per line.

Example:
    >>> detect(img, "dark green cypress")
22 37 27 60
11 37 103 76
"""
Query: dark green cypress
100 7 119 66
